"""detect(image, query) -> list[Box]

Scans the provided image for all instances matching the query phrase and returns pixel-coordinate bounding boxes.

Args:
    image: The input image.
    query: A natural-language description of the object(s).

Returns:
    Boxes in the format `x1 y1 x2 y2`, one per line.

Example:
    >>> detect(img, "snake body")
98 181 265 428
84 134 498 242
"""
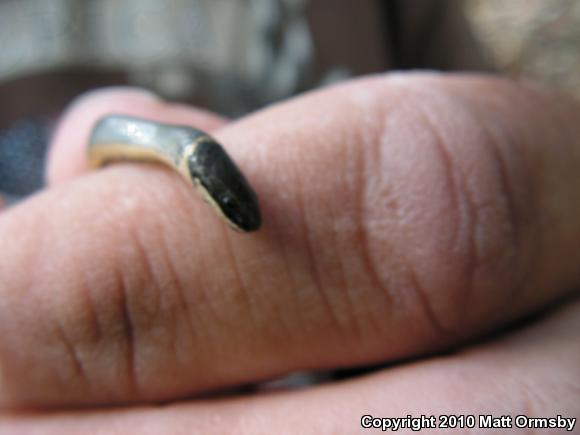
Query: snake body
88 115 261 232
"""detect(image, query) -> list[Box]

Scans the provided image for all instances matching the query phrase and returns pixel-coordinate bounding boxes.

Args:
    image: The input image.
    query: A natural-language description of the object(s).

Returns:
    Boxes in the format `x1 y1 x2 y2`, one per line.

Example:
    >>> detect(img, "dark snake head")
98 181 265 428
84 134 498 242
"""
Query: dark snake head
188 139 261 232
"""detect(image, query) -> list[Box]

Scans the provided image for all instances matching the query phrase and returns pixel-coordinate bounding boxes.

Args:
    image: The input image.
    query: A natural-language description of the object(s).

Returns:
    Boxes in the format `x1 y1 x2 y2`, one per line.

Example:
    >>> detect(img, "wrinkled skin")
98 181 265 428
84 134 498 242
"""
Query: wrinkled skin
0 73 579 434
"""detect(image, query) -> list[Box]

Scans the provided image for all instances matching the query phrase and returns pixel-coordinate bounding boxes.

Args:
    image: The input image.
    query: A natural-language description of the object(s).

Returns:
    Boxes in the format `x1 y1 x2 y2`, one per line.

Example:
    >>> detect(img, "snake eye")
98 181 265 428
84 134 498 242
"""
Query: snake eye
220 194 236 209
188 139 261 231
219 194 244 224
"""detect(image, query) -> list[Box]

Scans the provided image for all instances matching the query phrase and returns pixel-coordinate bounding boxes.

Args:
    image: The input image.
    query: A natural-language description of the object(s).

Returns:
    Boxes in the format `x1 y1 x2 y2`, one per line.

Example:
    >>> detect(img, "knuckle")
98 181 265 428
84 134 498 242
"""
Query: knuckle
96 173 197 398
423 90 535 331
45 169 198 402
359 81 535 338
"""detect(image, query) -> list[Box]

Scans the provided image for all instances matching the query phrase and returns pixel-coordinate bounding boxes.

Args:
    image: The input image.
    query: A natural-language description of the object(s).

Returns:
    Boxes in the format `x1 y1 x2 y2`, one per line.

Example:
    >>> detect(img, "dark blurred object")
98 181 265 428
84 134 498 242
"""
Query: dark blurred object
0 117 50 200
381 0 490 71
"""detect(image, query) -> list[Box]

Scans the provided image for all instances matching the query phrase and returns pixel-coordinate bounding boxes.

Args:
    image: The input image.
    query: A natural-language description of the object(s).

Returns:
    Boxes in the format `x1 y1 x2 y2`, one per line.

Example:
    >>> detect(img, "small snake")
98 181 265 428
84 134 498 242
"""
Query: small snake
88 115 261 232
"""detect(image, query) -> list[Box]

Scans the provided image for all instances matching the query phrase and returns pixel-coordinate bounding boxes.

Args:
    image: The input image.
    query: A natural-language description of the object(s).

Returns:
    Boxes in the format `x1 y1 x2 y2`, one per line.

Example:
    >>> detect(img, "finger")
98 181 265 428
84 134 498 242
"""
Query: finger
2 298 578 434
1 73 580 409
46 87 227 185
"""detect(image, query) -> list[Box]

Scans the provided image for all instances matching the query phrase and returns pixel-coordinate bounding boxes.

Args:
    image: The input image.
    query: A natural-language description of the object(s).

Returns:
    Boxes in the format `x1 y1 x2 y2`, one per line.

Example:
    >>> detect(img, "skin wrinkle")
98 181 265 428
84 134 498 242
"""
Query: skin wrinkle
128 213 171 394
352 93 397 338
4 206 96 406
225 230 297 366
221 225 258 341
2 225 43 399
408 104 475 333
260 162 318 351
248 169 310 350
231 87 404 346
402 256 451 339
155 180 218 361
195 244 254 378
128 205 203 398
150 234 183 385
179 187 225 353
476 120 524 307
449 155 479 322
452 78 580 294
64 244 118 403
237 235 295 354
449 86 537 308
268 207 308 344
157 229 198 370
160 239 187 357
412 86 526 333
324 127 365 343
77 271 103 347
330 215 363 344
449 84 545 309
361 83 464 338
414 108 462 254
367 142 407 327
85 168 175 401
82 280 127 402
256 102 368 347
467 87 554 311
53 272 111 399
291 162 348 340
52 318 90 396
258 264 296 354
67 189 140 342
421 96 534 334
111 258 139 399
158 181 209 363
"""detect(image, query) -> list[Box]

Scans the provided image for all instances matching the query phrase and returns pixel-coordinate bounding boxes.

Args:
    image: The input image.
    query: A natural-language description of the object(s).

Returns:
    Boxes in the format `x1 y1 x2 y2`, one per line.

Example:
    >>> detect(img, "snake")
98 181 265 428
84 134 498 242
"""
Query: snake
87 115 261 232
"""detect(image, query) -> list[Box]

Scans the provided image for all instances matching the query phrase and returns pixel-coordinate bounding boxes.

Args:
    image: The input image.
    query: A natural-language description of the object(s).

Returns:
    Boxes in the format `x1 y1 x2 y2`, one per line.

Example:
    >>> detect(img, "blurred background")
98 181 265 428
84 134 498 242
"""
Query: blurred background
0 0 578 203
466 0 580 97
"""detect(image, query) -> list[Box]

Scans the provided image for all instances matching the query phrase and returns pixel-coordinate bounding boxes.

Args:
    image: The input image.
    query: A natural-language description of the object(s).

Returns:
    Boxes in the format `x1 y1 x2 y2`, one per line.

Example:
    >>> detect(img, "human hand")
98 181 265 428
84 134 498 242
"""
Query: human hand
0 73 579 434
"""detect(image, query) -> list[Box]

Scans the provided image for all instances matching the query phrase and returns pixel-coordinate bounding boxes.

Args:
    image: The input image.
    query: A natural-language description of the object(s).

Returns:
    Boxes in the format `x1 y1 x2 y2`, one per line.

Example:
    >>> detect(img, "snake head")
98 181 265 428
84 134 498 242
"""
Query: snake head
188 139 261 232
